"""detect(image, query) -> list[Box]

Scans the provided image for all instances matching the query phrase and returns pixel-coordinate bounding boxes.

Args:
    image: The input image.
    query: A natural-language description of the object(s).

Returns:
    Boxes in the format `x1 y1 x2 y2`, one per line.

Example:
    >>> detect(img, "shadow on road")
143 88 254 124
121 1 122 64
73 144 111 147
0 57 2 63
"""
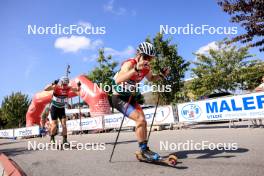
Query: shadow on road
110 157 188 170
150 147 250 169
135 159 188 169
0 141 22 146
172 147 249 159
0 147 34 157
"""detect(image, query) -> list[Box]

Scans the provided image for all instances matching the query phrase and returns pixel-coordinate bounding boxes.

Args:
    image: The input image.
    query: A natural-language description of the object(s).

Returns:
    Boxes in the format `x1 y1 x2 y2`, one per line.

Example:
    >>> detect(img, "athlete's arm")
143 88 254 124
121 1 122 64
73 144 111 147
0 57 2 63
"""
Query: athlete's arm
71 87 80 95
146 67 170 82
70 82 81 95
44 84 55 91
115 62 138 84
44 79 59 91
145 70 162 82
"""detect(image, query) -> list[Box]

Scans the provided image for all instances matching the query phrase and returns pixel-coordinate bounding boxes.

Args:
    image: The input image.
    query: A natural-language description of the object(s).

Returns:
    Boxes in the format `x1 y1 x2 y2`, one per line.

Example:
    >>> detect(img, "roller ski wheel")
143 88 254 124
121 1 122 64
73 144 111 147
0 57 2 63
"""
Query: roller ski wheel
167 155 177 166
135 151 144 162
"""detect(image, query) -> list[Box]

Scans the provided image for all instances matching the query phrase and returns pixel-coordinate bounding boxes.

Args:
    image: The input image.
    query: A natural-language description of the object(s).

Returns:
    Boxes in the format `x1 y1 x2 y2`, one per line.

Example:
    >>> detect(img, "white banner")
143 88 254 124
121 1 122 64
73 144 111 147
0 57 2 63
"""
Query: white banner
0 129 14 138
58 116 103 132
14 126 40 137
103 114 125 129
65 108 90 114
104 105 175 129
1 106 175 137
144 105 175 125
178 92 264 122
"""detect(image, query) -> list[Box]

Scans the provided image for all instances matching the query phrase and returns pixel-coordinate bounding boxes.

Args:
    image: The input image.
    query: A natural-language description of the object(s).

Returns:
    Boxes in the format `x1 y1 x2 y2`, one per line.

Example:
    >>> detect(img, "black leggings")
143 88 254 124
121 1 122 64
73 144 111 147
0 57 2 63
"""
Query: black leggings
50 105 66 120
112 95 142 117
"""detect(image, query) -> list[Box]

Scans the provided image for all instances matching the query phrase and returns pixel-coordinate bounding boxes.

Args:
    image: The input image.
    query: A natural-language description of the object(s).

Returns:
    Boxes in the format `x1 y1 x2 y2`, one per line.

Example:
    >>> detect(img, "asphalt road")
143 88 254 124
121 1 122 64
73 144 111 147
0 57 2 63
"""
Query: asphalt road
1 125 264 176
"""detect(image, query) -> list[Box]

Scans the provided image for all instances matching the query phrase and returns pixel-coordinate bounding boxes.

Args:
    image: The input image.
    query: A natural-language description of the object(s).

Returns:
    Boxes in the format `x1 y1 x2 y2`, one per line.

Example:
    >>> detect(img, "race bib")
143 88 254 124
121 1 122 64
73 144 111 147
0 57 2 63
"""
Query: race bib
52 96 68 104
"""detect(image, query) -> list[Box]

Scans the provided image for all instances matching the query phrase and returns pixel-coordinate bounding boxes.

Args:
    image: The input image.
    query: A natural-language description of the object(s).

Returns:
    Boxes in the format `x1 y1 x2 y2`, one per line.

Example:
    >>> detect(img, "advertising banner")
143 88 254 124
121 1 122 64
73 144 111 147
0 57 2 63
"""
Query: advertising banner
14 126 40 137
178 92 264 122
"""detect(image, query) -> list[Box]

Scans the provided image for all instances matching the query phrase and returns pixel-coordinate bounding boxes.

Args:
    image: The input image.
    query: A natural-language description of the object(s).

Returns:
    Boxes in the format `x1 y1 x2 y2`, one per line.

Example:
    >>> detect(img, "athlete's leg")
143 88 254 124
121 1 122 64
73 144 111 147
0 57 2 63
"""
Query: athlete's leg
50 120 57 143
129 105 160 160
59 108 68 144
50 120 58 135
112 95 159 160
128 105 147 143
50 105 58 143
60 118 68 143
60 118 66 135
112 95 146 142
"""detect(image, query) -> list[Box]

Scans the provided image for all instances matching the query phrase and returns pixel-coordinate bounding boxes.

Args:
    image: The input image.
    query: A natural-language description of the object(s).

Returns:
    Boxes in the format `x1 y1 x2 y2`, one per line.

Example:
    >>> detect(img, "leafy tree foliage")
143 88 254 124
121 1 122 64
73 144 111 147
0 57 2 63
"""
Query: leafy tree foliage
1 92 31 128
147 33 190 104
87 49 118 110
218 0 264 51
191 39 264 98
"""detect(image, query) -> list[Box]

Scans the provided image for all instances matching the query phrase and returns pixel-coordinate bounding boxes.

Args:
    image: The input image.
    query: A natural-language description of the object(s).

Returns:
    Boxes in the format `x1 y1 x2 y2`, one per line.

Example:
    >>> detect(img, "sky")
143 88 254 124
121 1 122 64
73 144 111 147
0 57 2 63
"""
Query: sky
0 0 263 102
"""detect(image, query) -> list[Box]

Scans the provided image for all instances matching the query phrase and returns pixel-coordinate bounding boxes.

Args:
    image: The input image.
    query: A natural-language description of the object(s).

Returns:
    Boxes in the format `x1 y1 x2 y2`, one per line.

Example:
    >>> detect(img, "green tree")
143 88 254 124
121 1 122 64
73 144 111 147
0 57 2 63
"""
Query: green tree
1 92 31 128
239 61 264 90
87 48 118 110
182 78 197 101
218 0 264 52
191 39 264 98
147 33 190 104
0 108 7 129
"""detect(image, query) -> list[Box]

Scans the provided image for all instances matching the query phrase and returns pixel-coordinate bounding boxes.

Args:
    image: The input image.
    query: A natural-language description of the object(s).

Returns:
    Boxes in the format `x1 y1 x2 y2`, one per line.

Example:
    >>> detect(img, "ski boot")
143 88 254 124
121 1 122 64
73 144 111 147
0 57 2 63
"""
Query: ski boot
62 136 71 149
141 147 160 161
136 141 177 166
50 135 56 144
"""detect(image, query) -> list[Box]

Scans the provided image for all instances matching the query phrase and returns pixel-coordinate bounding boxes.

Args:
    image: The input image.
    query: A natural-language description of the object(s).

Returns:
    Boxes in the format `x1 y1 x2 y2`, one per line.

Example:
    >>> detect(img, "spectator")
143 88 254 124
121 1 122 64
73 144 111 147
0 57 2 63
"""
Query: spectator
72 113 78 120
40 106 50 133
255 76 264 92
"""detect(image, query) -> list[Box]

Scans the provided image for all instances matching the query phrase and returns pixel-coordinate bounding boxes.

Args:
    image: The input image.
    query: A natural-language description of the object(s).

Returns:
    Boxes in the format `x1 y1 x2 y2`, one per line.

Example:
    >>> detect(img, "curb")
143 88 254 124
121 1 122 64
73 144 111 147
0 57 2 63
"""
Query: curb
0 153 26 176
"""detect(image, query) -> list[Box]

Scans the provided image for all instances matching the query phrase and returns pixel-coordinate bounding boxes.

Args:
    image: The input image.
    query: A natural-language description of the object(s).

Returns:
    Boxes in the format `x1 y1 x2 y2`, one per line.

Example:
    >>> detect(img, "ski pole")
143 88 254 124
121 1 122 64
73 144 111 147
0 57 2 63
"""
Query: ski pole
78 94 82 135
66 65 70 78
146 93 160 144
109 95 133 162
146 67 169 143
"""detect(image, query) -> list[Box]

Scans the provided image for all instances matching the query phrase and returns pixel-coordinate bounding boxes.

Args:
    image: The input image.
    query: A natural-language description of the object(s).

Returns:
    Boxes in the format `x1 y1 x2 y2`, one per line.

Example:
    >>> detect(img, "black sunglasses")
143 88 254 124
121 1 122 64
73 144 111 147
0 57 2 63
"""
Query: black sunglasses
141 54 153 61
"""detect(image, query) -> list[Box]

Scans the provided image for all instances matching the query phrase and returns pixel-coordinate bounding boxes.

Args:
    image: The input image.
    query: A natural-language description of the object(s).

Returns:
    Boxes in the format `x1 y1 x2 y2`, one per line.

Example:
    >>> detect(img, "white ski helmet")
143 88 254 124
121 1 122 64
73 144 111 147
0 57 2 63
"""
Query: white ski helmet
60 76 69 85
137 42 156 57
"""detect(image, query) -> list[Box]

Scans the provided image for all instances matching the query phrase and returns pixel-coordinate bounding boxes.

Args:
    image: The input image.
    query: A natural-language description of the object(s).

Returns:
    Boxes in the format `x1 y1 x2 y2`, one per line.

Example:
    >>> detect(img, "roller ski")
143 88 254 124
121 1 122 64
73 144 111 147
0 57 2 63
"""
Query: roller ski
135 147 177 167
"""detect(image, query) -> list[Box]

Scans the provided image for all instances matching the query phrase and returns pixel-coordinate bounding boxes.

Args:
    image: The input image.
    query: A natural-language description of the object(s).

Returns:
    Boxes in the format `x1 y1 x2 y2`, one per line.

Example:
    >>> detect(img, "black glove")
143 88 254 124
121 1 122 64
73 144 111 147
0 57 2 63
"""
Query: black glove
77 81 81 87
160 67 170 75
159 67 171 78
52 79 59 85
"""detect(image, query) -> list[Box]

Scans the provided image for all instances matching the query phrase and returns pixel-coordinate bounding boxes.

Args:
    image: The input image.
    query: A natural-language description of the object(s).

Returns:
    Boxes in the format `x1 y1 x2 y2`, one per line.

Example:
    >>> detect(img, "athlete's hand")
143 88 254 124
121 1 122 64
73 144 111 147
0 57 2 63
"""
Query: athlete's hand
52 79 59 85
77 81 81 87
136 57 150 71
160 67 170 77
